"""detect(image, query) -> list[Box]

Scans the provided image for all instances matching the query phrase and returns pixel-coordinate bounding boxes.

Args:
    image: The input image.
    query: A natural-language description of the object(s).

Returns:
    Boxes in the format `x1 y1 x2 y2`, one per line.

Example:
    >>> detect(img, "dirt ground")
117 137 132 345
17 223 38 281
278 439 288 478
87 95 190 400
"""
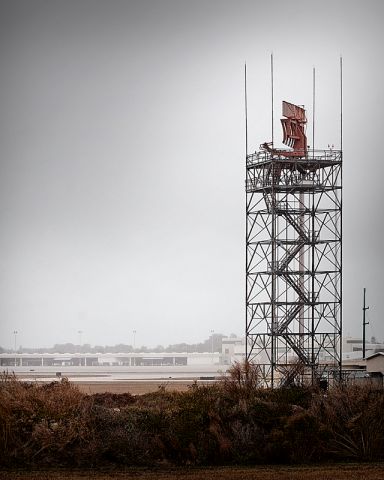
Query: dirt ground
16 378 216 396
75 380 198 395
1 464 384 480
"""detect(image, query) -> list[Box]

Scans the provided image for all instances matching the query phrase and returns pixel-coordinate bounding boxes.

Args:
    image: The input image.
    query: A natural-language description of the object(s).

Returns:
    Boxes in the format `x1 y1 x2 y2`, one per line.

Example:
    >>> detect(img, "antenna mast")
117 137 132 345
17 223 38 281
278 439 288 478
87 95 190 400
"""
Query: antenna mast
271 53 274 146
312 67 315 158
340 56 343 151
362 287 369 359
245 63 248 157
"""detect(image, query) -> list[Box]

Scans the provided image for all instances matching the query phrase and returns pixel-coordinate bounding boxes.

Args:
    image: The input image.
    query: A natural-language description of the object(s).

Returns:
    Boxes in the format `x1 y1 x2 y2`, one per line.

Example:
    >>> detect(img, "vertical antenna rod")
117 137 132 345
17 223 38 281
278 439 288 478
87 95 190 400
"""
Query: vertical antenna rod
271 53 274 146
245 63 248 157
362 287 369 359
340 56 343 151
244 62 248 360
312 67 315 158
339 56 343 380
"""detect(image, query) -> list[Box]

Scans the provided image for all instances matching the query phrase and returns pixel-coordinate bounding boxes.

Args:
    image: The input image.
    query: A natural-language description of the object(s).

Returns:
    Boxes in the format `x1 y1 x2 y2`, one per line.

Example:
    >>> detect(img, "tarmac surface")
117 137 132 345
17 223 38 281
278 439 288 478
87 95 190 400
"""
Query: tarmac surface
7 365 223 394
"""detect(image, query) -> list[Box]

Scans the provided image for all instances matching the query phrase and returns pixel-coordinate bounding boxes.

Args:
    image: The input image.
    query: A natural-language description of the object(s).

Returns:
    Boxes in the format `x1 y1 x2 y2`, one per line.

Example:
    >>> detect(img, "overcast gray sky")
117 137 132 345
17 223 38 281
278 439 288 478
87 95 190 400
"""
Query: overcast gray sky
0 0 383 349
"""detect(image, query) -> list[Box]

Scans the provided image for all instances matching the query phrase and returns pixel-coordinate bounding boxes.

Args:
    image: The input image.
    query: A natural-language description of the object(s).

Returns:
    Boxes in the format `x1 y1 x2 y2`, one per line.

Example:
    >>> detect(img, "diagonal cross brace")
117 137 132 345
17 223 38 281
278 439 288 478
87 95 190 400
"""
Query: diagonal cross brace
282 334 310 365
276 304 303 334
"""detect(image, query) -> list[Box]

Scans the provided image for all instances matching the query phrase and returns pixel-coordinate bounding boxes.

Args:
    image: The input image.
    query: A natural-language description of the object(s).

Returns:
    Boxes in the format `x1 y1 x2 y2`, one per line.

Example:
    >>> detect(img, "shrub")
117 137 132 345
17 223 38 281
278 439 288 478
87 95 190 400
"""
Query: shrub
164 384 224 464
221 361 263 400
0 374 94 466
91 404 168 465
1 370 383 468
310 384 384 461
91 391 135 408
284 410 324 463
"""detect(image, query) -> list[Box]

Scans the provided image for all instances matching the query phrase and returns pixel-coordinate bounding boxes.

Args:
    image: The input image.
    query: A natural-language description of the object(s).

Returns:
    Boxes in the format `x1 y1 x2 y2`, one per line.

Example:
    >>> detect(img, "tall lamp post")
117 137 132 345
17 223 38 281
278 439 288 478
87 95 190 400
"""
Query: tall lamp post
132 330 137 367
78 330 83 347
210 329 214 364
13 330 18 367
77 330 83 364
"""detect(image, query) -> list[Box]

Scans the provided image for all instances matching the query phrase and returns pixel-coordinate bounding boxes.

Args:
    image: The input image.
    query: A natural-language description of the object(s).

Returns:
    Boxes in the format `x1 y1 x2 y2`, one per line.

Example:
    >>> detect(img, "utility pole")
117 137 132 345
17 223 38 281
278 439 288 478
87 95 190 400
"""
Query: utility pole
362 287 369 359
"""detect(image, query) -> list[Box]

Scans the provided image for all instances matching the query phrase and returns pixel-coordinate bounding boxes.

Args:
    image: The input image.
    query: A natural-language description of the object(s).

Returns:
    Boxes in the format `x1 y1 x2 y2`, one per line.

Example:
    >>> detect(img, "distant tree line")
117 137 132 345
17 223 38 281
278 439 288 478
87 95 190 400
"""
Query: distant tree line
0 333 235 354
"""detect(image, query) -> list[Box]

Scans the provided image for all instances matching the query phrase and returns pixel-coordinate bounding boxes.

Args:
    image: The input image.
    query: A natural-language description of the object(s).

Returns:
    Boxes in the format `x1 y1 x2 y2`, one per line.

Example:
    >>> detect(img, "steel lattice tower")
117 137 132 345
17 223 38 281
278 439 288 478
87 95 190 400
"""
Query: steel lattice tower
245 101 342 387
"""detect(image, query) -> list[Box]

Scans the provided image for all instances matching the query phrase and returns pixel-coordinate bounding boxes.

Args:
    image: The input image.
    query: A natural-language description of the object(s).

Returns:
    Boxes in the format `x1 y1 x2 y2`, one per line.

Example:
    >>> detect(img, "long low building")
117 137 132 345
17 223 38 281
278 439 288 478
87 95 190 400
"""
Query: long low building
0 351 222 368
0 352 228 389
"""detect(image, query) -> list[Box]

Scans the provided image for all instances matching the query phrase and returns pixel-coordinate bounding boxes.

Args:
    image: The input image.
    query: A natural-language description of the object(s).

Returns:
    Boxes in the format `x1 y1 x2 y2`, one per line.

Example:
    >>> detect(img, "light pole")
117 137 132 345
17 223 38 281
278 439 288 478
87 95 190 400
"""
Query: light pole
362 288 369 359
210 329 214 364
13 330 18 366
77 330 83 364
133 330 136 349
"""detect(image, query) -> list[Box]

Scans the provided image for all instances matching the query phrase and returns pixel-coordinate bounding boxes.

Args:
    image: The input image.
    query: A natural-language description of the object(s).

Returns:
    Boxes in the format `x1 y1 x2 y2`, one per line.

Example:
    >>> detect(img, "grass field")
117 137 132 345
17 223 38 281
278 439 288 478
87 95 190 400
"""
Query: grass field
1 464 384 480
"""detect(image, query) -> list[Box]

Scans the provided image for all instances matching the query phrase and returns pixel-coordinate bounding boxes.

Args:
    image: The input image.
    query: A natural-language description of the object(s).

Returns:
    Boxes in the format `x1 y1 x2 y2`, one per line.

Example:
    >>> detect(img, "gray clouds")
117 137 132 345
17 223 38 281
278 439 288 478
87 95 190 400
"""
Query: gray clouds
0 0 383 348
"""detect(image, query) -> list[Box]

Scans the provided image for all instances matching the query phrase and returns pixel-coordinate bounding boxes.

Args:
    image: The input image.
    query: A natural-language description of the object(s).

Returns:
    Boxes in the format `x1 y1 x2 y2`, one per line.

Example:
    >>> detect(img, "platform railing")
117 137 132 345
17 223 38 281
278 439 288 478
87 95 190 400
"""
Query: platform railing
246 149 342 167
